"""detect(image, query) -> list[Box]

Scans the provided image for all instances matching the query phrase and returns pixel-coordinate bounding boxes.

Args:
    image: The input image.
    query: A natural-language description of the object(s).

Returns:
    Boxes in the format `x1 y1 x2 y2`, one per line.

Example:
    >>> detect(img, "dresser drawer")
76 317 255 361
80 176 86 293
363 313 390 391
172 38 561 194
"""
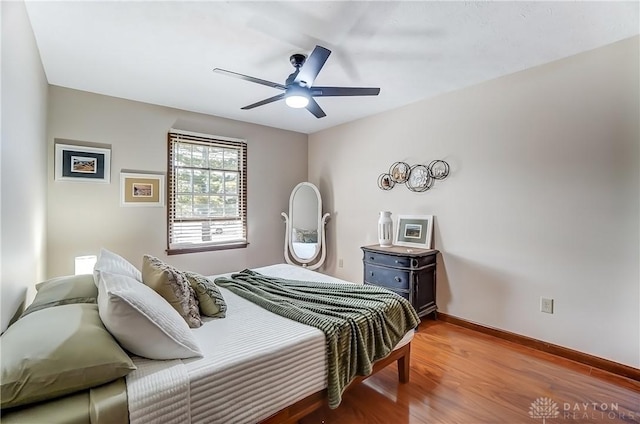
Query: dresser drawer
389 288 410 302
366 283 410 301
364 264 410 290
363 251 413 269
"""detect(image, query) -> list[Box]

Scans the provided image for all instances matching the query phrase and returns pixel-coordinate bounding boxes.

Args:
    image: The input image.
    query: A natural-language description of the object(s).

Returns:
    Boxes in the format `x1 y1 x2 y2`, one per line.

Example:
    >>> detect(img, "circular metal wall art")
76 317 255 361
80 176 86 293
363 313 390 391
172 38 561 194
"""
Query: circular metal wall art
428 160 450 180
389 162 410 184
377 173 395 190
406 164 434 192
378 159 449 192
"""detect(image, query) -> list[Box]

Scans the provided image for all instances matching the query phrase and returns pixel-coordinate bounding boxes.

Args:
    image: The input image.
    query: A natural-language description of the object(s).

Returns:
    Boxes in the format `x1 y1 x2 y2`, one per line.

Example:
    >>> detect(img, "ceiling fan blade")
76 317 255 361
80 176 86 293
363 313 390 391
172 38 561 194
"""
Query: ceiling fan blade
294 46 331 87
305 98 326 118
213 68 286 90
241 93 286 110
311 87 380 97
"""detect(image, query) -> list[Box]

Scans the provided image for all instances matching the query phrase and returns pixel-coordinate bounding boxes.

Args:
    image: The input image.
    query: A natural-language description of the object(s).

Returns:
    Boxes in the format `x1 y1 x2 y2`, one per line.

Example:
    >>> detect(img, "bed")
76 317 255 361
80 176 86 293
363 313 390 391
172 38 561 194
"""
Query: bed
1 257 417 424
128 264 415 424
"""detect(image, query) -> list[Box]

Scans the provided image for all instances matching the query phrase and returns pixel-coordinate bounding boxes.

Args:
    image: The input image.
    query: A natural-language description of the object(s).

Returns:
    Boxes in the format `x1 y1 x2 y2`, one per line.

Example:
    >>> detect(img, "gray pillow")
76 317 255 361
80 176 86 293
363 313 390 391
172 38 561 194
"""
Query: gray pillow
21 274 97 318
142 255 202 328
1 303 136 409
185 272 227 318
293 228 318 243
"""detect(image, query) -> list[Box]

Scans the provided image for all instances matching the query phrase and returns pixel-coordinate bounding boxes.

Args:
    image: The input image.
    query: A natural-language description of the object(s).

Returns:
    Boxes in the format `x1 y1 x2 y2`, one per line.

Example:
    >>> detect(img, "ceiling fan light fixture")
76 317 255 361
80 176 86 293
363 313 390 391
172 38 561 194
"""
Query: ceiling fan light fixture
214 45 379 118
285 94 309 108
285 85 310 108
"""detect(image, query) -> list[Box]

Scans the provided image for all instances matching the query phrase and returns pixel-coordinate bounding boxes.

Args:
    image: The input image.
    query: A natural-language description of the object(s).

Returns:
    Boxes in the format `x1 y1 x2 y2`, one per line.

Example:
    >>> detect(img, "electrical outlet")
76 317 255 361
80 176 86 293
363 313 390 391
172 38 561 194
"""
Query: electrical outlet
338 259 344 268
540 298 554 314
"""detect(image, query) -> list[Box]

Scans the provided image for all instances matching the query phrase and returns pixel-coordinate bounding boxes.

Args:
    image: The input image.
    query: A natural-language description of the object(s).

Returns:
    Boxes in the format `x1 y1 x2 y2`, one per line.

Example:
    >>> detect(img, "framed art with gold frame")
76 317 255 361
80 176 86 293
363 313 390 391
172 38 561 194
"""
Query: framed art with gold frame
120 172 165 207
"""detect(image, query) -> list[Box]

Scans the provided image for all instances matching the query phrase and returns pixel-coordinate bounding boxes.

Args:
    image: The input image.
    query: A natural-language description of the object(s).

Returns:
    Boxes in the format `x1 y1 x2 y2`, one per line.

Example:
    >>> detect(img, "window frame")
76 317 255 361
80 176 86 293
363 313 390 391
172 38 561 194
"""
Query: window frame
166 129 248 255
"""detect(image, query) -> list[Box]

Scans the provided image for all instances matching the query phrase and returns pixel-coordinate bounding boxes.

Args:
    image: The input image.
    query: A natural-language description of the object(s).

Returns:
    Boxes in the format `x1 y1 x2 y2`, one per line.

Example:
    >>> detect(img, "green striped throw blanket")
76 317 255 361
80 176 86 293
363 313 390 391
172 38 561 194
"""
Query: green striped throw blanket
214 269 420 409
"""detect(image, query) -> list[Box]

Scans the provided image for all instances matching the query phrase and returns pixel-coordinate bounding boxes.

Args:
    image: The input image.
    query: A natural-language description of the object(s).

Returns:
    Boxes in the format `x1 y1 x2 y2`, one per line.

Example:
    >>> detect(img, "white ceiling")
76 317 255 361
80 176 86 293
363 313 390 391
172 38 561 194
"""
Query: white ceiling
25 1 639 134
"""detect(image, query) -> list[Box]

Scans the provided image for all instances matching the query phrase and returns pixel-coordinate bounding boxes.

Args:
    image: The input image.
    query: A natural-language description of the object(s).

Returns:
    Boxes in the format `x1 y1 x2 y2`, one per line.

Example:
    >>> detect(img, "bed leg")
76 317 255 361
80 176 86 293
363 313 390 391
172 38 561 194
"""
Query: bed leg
398 348 410 383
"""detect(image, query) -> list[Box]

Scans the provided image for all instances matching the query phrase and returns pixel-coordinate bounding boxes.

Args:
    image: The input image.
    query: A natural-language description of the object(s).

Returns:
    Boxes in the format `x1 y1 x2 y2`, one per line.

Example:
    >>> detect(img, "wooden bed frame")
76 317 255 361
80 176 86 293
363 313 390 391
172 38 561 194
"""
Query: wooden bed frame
259 342 411 424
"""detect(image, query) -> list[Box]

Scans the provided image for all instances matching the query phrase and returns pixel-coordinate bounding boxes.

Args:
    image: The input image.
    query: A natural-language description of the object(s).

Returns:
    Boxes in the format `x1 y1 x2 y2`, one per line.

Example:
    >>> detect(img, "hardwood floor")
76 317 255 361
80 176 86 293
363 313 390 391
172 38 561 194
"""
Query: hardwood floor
299 320 640 424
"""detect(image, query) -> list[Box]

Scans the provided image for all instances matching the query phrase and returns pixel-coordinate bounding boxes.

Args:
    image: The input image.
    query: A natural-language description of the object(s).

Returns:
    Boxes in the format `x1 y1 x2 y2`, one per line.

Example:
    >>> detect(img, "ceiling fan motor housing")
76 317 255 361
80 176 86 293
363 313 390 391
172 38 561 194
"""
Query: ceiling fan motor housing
289 54 307 68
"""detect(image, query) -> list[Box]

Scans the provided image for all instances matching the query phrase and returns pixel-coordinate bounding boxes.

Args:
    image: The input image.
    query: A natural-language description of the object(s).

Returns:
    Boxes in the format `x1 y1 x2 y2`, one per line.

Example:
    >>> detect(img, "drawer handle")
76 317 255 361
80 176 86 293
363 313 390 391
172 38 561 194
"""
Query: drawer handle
370 256 375 261
370 271 374 276
394 276 401 282
395 260 400 264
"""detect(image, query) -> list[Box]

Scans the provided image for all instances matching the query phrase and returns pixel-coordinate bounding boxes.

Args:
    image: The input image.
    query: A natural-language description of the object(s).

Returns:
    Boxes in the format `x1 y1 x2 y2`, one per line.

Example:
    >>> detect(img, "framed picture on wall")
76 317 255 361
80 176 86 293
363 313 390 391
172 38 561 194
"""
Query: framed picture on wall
120 172 165 207
55 143 111 183
394 215 434 249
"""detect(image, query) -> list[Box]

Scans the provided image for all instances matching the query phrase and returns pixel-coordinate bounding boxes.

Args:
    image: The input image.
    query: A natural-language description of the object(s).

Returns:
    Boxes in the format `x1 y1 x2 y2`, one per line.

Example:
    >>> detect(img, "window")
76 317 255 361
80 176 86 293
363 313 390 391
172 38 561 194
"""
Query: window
167 129 247 254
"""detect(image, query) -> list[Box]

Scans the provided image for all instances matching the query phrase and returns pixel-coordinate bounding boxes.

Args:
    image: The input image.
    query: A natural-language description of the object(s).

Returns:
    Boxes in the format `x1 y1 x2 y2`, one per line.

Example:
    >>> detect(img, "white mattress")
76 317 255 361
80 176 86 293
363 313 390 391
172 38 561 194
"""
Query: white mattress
127 264 414 424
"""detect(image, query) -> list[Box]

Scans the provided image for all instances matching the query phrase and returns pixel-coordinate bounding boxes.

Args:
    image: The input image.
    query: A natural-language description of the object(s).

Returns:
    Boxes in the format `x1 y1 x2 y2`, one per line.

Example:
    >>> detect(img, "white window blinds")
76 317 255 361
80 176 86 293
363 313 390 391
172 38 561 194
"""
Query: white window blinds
167 130 247 254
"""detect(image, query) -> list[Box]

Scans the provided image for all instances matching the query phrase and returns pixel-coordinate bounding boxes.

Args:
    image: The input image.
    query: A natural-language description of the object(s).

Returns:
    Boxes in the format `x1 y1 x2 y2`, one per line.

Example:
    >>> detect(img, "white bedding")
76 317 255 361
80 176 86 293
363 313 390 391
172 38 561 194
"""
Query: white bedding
291 241 318 259
126 264 414 424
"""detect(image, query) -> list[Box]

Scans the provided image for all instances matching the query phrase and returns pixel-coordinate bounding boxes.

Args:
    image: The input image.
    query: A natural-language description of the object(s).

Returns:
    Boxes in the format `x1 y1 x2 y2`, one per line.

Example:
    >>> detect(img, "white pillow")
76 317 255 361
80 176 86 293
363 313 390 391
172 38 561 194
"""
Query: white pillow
93 248 142 287
98 272 203 360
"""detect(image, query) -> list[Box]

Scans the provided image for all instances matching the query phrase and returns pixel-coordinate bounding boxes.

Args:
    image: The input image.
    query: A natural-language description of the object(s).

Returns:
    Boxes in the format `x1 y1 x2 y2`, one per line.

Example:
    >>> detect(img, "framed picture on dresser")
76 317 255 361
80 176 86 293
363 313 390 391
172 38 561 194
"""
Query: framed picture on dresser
394 215 433 249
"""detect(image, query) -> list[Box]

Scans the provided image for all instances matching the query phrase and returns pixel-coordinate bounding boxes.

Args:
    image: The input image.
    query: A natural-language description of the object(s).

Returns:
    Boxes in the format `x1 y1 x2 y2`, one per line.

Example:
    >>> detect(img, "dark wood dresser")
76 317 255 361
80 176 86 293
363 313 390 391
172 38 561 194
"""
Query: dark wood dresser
361 244 439 318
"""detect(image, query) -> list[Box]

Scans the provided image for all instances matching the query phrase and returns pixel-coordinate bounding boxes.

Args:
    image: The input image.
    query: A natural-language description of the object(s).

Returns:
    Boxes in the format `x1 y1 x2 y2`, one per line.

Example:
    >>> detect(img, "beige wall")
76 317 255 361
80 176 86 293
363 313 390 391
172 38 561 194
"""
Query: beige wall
1 1 49 332
309 37 639 367
47 87 307 277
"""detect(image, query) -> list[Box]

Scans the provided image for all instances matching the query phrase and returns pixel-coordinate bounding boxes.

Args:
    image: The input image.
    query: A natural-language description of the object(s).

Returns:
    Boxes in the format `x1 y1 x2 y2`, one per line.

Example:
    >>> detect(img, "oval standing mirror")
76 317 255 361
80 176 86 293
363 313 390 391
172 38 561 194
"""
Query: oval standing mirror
290 184 320 260
281 182 330 269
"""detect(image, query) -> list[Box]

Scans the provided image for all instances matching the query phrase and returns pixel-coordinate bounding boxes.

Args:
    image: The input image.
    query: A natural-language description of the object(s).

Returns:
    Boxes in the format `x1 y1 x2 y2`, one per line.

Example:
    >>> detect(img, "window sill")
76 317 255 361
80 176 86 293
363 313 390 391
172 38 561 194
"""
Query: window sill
166 242 248 256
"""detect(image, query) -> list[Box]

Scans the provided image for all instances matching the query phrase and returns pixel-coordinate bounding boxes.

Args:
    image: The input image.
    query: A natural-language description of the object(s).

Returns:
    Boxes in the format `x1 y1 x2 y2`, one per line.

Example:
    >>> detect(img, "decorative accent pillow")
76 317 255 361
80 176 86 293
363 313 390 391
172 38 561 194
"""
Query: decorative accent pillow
93 248 142 287
141 255 202 328
21 274 97 318
293 228 318 243
97 271 203 360
185 271 227 318
0 303 136 409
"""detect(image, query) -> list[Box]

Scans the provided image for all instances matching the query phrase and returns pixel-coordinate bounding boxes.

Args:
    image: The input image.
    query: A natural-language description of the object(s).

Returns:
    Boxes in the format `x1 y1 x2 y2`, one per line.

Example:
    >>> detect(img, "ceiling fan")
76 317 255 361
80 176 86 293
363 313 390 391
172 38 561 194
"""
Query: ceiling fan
212 45 380 118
